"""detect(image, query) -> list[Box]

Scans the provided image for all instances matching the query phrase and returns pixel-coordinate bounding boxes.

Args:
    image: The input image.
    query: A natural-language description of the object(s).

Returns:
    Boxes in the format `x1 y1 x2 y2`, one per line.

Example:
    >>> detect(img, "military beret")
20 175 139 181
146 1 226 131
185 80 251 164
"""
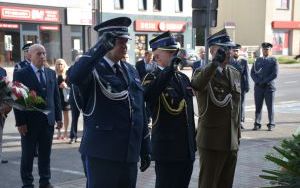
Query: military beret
149 31 178 51
207 29 235 47
22 43 33 51
261 42 273 49
94 17 132 39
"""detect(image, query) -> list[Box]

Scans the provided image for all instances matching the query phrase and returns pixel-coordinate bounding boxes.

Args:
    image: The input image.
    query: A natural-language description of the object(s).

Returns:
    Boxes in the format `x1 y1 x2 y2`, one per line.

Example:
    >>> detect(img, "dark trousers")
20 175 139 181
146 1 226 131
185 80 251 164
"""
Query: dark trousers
240 92 246 123
69 101 80 139
85 156 137 188
254 86 275 125
21 122 54 188
154 160 194 188
198 149 237 188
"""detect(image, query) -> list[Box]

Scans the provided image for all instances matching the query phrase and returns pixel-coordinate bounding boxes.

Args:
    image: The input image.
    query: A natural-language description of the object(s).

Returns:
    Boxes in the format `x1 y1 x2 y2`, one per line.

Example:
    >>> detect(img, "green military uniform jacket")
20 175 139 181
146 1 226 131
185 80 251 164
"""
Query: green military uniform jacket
191 62 241 151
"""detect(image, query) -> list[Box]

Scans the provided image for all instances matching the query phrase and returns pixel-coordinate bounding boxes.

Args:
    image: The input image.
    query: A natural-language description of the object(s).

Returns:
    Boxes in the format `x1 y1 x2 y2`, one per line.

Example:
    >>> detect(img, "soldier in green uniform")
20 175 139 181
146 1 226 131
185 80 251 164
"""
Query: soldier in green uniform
143 31 196 188
191 29 241 188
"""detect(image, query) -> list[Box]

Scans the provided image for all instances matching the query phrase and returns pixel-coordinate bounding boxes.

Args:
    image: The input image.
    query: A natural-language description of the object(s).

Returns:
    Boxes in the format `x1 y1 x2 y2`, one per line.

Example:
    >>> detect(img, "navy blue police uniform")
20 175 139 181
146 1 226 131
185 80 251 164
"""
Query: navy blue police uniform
143 31 196 188
229 44 250 128
14 43 33 75
68 17 151 188
251 42 278 131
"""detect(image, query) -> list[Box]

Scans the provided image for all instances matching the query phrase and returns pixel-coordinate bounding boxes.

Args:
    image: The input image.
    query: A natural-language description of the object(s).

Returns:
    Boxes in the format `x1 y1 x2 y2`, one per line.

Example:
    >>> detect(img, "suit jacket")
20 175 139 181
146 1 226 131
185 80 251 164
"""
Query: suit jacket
13 65 62 127
192 59 205 74
68 55 151 163
251 56 278 91
229 58 250 93
191 63 241 151
143 67 196 161
135 59 147 80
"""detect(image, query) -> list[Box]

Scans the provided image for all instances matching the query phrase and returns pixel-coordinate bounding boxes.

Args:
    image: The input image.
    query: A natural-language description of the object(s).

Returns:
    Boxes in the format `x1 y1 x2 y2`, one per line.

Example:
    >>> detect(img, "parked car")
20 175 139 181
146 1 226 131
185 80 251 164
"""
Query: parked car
177 49 199 70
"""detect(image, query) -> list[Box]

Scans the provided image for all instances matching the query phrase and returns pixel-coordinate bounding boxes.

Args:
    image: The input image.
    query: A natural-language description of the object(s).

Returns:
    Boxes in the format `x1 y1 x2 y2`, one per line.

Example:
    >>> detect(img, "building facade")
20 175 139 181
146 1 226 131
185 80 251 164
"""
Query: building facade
96 0 193 63
0 0 93 66
212 0 300 56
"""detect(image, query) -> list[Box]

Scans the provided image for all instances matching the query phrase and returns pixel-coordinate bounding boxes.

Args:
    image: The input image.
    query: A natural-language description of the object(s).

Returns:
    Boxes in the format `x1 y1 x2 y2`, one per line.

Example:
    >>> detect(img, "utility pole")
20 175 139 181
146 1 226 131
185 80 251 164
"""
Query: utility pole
204 0 212 63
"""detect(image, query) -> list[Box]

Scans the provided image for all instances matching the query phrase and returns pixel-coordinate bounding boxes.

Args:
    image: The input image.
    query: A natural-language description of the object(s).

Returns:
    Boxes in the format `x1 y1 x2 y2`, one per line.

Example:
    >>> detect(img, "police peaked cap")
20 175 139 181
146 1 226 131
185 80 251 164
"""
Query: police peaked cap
149 31 178 51
261 42 273 49
232 44 241 50
94 17 132 39
207 28 235 47
22 43 33 51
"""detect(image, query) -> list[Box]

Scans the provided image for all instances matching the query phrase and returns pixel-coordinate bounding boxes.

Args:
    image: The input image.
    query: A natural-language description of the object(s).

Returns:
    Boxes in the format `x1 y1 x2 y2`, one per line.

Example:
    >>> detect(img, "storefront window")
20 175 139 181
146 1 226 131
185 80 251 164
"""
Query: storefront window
174 34 184 48
40 25 61 66
135 34 148 62
0 26 20 66
272 31 289 55
71 26 83 62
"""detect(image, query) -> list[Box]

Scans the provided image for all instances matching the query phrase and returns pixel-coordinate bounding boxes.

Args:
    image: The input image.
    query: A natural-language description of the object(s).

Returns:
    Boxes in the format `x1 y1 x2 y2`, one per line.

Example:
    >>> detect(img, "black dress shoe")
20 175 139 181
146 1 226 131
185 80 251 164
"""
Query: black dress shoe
252 123 262 131
267 124 275 131
241 125 245 129
69 139 74 144
1 159 8 164
39 183 53 188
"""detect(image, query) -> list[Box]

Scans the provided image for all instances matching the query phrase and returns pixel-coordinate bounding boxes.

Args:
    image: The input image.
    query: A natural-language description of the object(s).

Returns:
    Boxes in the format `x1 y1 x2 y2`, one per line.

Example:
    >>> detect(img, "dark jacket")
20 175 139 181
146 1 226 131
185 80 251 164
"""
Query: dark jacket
13 65 62 126
229 58 250 93
143 67 196 161
68 55 151 163
135 59 147 80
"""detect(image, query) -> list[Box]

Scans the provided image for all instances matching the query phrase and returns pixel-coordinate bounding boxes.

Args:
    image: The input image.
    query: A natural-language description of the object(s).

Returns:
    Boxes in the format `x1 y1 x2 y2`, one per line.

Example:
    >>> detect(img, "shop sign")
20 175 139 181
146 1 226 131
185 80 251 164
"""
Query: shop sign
272 21 300 29
66 8 92 25
0 22 19 29
0 6 60 23
135 20 186 32
40 25 59 31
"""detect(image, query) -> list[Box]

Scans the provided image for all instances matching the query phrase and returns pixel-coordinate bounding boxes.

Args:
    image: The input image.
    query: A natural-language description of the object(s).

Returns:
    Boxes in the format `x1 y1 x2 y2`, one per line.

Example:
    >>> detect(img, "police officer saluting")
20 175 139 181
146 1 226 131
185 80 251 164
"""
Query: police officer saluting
68 17 151 188
143 31 196 188
229 44 250 129
191 29 241 188
251 42 278 131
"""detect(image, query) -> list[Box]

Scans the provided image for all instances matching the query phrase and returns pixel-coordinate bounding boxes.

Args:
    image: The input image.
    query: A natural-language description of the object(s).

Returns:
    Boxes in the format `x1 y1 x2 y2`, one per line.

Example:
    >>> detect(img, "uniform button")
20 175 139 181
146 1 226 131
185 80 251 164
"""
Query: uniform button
96 125 99 129
131 97 135 100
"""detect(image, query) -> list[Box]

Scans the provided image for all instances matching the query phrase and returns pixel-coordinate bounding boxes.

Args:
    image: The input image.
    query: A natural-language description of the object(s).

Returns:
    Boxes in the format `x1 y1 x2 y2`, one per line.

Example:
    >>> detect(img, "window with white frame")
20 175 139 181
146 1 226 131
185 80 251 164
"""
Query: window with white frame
138 0 147 10
175 0 183 12
276 0 289 9
114 0 124 9
153 0 161 11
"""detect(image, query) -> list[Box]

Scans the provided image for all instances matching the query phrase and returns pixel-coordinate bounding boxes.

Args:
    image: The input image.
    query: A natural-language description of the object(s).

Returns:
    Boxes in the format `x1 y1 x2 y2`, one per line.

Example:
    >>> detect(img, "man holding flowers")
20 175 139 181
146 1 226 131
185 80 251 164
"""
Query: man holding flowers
13 44 62 188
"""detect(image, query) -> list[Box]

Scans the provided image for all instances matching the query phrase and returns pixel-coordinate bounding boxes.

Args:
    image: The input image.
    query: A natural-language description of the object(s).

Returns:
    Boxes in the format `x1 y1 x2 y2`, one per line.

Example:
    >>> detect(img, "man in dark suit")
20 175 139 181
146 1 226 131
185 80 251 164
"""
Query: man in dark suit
135 51 154 80
192 47 206 74
229 44 250 129
143 31 196 188
191 29 241 188
251 42 278 131
68 17 151 188
14 43 33 74
13 44 63 188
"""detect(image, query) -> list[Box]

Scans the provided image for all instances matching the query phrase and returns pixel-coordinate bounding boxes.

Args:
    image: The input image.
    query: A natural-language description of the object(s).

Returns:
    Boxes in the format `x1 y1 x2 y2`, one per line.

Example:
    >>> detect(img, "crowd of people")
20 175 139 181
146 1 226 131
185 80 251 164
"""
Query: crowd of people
0 16 279 188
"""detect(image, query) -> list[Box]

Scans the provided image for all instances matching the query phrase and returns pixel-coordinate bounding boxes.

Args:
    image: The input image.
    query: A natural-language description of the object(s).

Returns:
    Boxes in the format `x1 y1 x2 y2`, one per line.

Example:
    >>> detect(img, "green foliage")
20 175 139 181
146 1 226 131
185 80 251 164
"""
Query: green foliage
277 56 299 64
260 134 300 187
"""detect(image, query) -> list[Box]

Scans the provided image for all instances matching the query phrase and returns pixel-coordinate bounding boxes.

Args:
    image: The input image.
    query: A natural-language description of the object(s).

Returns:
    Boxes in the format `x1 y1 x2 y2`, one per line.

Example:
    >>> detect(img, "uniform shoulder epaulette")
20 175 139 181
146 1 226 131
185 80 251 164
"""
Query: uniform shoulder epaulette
142 72 156 86
228 64 239 73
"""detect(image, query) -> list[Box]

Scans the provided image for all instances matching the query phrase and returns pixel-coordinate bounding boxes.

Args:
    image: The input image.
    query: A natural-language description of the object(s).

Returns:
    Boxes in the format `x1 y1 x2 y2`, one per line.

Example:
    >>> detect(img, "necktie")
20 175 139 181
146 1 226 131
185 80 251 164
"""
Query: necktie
37 69 47 99
113 64 127 87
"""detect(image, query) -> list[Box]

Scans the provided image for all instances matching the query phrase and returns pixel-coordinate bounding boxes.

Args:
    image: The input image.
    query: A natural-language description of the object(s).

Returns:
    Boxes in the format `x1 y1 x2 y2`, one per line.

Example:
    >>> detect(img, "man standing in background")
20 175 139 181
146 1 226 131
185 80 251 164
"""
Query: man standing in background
14 43 33 74
135 51 155 80
192 47 206 74
229 44 250 129
251 42 278 131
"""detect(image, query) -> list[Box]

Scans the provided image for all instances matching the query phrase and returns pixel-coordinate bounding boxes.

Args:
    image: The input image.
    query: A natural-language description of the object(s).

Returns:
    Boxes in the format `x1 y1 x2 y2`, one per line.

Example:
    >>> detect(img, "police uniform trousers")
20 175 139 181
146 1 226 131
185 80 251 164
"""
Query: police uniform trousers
85 156 137 188
254 85 275 125
198 148 237 188
20 115 54 188
155 160 194 188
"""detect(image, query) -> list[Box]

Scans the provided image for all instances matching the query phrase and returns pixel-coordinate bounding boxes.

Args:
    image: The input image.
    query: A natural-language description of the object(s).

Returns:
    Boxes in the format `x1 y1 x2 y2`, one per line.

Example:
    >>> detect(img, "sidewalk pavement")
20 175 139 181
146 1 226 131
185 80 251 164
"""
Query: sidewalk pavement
3 121 298 188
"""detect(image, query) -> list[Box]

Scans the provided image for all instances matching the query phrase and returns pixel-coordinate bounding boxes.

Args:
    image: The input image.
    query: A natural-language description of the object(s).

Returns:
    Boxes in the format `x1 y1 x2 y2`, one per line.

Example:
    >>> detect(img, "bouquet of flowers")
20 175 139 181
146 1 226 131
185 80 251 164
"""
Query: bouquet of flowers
0 77 48 114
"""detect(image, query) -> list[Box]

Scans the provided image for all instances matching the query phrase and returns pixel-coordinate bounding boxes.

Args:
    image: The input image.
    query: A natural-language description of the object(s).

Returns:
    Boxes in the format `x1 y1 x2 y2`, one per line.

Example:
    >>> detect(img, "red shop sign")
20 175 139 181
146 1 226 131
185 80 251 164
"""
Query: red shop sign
0 6 60 23
0 22 19 29
40 25 59 31
135 20 186 32
272 21 300 29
